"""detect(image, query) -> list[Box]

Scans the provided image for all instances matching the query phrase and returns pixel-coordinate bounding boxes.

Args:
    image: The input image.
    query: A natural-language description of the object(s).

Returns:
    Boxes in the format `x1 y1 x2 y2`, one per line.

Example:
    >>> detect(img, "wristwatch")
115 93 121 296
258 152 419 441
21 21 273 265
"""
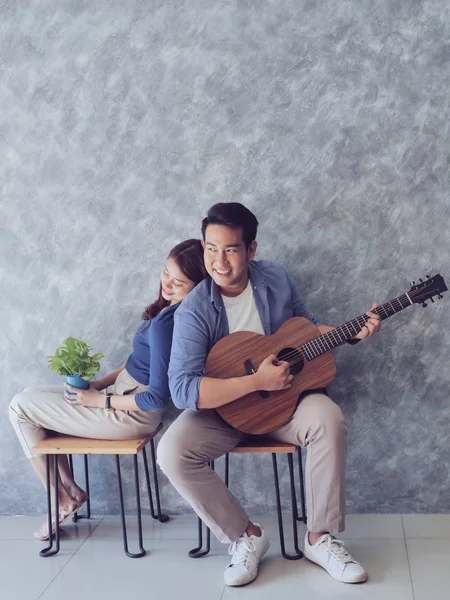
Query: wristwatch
105 395 114 411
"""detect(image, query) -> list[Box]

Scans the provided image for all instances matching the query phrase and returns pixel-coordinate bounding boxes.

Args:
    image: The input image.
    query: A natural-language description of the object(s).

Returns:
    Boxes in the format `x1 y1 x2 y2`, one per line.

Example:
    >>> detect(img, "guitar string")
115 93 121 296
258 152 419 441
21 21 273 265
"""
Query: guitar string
257 289 425 368
273 295 408 365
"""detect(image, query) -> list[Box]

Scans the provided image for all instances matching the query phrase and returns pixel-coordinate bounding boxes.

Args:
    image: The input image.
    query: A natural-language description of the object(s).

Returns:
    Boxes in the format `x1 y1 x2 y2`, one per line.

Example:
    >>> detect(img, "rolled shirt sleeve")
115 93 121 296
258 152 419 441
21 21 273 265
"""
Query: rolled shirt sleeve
168 305 210 410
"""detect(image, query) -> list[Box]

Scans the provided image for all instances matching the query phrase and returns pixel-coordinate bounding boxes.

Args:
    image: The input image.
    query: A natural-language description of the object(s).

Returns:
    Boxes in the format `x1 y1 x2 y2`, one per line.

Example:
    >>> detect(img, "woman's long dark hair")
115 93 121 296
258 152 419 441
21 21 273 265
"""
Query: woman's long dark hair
142 239 206 321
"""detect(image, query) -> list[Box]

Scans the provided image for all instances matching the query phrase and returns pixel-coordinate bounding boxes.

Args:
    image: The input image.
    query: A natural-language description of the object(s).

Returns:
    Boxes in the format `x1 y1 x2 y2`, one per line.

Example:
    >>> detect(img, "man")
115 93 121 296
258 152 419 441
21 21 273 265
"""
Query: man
158 202 381 586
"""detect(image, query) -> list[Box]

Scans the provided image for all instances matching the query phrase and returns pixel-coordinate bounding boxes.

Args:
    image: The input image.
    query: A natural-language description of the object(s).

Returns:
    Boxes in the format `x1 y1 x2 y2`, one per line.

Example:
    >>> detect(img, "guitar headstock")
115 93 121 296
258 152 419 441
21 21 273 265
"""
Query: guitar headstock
409 274 448 307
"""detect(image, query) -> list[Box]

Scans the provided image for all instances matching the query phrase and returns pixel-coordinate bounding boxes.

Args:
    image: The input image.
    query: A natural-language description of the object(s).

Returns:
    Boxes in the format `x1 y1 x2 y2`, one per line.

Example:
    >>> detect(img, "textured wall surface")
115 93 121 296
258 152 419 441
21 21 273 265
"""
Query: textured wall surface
1 0 450 517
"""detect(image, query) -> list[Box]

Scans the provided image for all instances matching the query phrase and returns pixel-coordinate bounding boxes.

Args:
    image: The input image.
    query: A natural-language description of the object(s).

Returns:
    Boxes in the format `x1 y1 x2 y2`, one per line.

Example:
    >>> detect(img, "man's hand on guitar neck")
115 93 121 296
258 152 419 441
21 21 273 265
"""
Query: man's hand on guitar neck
317 303 382 342
354 303 381 340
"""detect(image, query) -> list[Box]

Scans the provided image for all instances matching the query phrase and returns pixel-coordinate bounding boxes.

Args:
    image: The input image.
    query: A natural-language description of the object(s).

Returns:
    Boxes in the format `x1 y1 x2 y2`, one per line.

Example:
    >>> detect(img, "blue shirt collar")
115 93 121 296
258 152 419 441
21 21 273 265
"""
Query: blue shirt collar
209 261 267 312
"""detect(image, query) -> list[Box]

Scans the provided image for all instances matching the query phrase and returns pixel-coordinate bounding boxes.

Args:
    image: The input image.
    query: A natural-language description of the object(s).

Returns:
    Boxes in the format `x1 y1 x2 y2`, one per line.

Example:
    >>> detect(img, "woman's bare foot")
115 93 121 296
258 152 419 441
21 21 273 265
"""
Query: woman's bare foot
65 483 88 505
33 497 85 541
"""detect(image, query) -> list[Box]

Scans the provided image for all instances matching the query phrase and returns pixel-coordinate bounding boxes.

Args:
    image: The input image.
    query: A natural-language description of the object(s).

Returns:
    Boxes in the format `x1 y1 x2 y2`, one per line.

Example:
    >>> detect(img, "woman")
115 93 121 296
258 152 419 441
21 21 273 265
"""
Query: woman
9 239 206 540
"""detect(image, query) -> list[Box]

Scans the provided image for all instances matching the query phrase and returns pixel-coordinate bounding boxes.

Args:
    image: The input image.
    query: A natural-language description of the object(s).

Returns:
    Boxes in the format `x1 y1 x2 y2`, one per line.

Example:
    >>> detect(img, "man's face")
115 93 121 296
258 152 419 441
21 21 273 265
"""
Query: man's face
202 224 257 297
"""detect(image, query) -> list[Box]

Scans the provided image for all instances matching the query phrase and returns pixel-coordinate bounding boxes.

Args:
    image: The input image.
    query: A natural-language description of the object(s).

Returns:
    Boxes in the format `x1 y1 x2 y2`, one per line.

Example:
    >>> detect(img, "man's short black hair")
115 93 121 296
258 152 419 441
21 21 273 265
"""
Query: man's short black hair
201 203 259 249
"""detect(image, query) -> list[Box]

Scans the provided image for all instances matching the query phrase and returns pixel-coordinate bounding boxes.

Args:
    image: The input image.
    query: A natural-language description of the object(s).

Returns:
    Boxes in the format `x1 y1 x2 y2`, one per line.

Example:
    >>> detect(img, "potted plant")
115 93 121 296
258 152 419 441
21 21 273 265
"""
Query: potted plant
48 337 104 391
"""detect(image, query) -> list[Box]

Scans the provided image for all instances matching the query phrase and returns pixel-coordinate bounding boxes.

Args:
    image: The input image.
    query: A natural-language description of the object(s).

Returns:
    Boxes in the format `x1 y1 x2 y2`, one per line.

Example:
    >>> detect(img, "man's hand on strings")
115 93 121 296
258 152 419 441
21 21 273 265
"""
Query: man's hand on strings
354 303 381 340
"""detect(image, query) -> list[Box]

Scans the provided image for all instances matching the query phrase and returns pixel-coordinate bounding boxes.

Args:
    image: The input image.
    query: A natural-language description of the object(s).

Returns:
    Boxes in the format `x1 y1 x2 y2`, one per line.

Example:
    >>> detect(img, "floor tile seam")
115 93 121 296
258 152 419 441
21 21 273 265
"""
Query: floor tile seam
401 514 416 600
34 553 77 600
403 536 450 540
36 516 105 600
219 583 227 600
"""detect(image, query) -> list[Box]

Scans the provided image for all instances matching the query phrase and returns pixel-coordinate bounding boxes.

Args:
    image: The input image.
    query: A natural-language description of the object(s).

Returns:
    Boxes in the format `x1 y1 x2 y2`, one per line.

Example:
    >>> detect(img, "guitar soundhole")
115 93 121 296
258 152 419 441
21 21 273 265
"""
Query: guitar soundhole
277 347 304 376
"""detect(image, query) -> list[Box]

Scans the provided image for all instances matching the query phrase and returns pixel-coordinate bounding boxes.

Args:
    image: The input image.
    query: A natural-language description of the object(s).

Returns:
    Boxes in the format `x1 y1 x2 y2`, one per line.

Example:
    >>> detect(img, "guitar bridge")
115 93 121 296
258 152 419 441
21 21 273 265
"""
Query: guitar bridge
244 359 269 399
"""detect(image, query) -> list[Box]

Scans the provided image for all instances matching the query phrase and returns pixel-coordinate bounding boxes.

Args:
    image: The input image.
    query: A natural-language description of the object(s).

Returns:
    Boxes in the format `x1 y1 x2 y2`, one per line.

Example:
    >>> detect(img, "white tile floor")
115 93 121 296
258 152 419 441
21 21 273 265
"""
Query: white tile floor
1 513 449 600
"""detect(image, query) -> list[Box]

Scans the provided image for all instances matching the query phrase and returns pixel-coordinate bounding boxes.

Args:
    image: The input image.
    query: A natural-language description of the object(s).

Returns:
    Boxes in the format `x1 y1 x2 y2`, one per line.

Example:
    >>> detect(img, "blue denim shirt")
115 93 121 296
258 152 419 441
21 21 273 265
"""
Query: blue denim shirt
168 260 320 410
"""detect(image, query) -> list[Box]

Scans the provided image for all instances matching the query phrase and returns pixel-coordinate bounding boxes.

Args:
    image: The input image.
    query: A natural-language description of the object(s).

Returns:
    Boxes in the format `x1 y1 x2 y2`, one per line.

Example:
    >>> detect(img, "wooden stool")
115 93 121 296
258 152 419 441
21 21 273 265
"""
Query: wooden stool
32 423 168 559
188 440 306 560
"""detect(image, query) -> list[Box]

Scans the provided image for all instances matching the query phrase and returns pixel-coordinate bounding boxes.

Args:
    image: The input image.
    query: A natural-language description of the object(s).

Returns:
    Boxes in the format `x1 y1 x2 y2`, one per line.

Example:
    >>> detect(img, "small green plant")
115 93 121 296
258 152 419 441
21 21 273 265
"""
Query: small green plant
48 337 104 381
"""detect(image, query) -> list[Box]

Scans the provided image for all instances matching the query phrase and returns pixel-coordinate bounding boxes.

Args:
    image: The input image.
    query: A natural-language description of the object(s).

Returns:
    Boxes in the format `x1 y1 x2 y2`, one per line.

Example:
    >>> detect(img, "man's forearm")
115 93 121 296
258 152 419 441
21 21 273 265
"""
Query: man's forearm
197 375 259 409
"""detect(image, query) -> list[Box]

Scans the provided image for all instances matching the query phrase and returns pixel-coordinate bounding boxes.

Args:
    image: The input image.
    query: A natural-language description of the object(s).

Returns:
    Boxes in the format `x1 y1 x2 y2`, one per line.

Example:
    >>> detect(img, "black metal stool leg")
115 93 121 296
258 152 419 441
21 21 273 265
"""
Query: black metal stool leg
115 454 145 558
142 446 157 519
40 455 60 557
72 454 91 522
149 440 169 522
272 453 302 560
296 448 307 524
133 454 145 556
287 453 303 557
188 460 214 558
225 453 229 488
189 516 208 558
84 455 91 518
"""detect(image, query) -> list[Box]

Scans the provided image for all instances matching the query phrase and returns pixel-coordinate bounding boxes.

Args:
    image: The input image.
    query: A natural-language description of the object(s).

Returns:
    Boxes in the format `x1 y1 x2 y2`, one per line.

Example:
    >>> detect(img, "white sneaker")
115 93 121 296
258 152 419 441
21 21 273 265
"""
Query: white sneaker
224 524 270 586
303 532 367 583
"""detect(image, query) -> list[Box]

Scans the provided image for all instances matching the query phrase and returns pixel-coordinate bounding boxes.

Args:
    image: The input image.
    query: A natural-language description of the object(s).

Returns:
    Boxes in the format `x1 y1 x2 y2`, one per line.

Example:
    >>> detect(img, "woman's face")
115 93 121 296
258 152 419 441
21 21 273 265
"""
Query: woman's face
160 257 195 304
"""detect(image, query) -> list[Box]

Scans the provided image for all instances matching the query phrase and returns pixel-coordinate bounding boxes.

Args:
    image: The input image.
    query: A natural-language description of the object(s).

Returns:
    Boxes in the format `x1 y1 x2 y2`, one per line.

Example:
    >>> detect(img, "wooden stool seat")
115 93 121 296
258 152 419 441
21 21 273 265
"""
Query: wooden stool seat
231 439 296 454
33 422 167 559
32 423 163 456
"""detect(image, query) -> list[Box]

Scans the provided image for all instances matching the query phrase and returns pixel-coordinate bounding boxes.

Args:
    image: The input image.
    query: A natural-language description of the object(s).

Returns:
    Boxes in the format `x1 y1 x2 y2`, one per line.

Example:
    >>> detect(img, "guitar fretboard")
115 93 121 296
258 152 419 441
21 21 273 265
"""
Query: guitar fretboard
301 293 412 360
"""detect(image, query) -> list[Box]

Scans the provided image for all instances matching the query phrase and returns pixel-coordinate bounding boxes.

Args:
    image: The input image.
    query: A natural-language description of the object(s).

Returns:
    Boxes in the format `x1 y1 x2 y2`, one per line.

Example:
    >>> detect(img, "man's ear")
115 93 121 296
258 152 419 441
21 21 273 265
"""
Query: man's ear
247 240 257 261
201 239 205 250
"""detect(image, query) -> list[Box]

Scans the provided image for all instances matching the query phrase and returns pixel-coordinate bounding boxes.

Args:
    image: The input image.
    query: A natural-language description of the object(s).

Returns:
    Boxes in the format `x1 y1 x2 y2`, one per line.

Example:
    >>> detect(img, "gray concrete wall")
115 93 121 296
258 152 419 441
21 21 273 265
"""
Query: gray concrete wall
1 0 449 516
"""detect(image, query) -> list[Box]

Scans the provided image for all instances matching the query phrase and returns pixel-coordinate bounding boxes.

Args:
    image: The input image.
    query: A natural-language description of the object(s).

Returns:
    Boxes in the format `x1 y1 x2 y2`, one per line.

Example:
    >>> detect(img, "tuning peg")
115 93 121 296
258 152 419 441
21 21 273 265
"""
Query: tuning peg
419 278 423 283
426 274 431 278
410 281 416 286
431 298 434 303
438 294 443 299
422 302 427 307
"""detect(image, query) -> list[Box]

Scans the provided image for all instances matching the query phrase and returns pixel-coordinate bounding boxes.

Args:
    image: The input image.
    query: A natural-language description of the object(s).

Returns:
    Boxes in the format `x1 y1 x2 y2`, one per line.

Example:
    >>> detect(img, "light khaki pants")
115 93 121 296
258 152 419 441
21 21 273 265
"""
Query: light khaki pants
157 392 347 543
9 369 163 459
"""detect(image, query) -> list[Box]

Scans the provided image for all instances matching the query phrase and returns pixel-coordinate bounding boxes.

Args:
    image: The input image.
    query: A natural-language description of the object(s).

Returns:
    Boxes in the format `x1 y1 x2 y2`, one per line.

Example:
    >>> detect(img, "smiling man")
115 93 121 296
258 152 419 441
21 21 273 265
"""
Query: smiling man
157 202 381 587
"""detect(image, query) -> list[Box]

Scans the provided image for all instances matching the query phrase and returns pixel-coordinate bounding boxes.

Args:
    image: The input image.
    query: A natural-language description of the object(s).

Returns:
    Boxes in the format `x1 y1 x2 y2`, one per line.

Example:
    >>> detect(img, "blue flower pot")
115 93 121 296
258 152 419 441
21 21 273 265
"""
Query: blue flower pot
65 374 90 395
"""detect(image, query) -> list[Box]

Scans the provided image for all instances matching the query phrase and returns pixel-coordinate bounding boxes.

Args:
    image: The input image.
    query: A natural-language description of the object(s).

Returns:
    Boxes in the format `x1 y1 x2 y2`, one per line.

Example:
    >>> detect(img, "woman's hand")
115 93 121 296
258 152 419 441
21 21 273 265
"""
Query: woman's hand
64 383 105 408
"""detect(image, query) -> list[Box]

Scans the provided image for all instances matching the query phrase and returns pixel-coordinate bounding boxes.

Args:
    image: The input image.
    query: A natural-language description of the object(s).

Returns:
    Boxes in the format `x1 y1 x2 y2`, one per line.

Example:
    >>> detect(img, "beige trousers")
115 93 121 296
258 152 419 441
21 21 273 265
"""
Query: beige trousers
9 369 163 459
157 392 347 543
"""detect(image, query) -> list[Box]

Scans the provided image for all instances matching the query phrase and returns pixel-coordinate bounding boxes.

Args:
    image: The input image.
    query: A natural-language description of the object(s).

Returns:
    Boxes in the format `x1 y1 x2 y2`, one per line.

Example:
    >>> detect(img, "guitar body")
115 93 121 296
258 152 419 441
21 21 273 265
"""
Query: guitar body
210 317 337 435
207 273 447 434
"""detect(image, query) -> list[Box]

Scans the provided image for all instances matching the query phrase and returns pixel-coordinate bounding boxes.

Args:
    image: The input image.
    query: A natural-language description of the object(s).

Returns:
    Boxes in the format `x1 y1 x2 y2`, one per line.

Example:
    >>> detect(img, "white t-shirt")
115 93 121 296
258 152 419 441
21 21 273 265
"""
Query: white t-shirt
222 280 265 335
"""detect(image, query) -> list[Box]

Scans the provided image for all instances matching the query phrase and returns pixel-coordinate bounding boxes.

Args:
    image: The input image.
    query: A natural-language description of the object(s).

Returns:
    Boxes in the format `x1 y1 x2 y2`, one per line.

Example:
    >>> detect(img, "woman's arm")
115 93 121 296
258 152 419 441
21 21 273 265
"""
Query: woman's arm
64 362 142 409
64 382 142 410
91 363 126 391
64 312 175 411
132 312 174 411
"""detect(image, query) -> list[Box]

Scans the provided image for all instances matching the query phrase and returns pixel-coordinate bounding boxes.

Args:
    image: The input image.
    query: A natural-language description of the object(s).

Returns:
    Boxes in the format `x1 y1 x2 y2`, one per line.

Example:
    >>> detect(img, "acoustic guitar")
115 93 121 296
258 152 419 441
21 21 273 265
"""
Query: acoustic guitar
206 274 447 435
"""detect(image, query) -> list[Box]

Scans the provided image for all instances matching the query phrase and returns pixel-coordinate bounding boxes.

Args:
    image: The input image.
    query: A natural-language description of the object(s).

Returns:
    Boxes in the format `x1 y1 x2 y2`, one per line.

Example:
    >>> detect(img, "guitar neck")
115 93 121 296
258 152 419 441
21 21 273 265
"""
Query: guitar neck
300 293 413 360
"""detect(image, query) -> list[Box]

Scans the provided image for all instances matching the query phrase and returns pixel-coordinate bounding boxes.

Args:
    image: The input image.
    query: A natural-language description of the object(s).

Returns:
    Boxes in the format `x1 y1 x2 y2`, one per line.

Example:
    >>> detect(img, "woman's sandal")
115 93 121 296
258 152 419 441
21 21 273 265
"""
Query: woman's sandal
34 496 88 541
